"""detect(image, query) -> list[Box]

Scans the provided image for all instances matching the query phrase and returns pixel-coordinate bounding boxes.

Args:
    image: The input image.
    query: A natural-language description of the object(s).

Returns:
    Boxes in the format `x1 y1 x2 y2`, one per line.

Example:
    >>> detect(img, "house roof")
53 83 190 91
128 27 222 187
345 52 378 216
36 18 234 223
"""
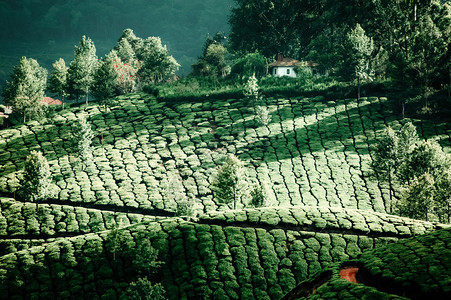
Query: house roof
42 97 62 105
269 57 302 67
269 54 318 68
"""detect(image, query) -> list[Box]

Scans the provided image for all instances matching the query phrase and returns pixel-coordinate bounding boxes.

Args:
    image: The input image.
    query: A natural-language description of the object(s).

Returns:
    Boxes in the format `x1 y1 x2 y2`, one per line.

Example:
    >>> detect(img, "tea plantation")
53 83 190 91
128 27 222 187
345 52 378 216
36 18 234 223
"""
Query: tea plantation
284 227 451 299
0 206 446 299
0 92 450 299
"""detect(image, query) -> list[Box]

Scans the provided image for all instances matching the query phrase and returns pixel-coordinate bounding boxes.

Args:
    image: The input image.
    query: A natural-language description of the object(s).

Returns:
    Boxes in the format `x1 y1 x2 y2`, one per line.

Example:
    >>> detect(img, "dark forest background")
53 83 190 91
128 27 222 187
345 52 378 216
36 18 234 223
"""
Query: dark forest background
0 0 233 85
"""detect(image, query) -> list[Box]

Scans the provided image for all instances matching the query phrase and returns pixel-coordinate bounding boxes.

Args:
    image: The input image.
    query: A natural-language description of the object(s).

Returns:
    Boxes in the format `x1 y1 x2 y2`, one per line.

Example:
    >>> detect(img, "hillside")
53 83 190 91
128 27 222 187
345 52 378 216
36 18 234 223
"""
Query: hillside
0 92 450 299
0 205 445 299
1 93 449 212
284 227 451 299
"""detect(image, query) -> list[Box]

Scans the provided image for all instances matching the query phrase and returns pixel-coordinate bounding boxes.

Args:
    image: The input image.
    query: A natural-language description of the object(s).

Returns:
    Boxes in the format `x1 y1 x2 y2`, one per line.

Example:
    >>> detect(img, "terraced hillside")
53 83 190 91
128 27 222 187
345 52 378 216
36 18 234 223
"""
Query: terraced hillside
284 227 451 299
0 92 450 299
0 206 445 299
0 93 449 213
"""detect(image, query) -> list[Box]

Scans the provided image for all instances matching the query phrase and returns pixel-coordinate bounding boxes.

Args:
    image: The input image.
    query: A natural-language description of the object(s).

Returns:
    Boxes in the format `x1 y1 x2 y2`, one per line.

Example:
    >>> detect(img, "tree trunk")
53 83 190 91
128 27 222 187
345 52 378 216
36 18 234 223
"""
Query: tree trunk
388 167 393 213
401 100 405 119
357 76 361 99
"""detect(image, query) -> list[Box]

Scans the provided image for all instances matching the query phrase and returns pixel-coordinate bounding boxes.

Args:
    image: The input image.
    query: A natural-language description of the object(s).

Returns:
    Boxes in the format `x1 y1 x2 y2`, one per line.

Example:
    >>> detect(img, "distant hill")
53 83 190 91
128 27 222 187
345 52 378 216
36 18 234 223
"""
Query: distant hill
0 0 234 92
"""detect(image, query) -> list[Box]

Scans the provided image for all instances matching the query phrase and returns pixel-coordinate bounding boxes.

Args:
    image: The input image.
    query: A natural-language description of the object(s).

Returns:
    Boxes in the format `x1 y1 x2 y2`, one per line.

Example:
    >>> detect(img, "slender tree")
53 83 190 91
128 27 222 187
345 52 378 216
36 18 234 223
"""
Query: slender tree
371 126 399 211
92 52 118 111
347 24 374 99
72 115 94 169
211 154 248 210
67 36 98 104
137 37 180 84
398 173 435 221
115 37 137 64
19 151 52 202
2 57 47 122
48 58 68 109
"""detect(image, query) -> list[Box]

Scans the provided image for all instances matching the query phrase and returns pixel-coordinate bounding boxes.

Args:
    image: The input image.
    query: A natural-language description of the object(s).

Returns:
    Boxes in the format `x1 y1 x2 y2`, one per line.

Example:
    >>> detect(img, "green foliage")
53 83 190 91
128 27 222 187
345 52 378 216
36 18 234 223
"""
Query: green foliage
254 105 271 127
18 151 52 202
175 197 196 217
231 51 266 79
137 36 180 84
123 277 166 300
1 57 47 122
346 24 374 98
133 239 163 276
72 115 94 169
48 58 69 106
372 122 451 221
398 173 435 221
67 35 98 104
249 183 268 208
92 51 118 109
105 225 122 261
211 154 249 209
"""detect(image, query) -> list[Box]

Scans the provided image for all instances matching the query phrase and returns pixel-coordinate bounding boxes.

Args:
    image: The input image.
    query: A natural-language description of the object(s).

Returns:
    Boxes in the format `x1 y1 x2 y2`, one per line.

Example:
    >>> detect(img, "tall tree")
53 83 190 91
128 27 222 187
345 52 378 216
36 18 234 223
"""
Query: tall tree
48 58 68 109
346 24 374 99
67 36 98 104
398 172 435 221
1 57 47 122
92 52 118 111
19 151 52 202
115 37 137 64
72 115 94 170
136 37 179 84
211 154 249 210
371 126 399 211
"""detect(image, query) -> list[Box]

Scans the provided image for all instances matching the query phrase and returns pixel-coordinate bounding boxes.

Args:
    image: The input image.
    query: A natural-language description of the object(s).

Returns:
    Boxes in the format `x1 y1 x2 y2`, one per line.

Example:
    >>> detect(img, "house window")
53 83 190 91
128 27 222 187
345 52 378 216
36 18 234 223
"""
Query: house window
274 68 277 75
287 69 290 75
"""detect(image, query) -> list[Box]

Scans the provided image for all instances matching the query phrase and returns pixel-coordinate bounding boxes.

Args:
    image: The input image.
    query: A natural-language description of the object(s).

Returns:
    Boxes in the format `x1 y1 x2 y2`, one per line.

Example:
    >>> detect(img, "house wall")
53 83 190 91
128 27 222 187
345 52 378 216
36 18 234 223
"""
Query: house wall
273 66 297 78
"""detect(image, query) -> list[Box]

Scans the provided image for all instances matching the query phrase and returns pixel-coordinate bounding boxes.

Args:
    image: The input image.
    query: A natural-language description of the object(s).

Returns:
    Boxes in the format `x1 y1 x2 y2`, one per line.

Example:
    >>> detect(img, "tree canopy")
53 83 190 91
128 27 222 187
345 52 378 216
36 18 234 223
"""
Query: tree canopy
1 57 47 122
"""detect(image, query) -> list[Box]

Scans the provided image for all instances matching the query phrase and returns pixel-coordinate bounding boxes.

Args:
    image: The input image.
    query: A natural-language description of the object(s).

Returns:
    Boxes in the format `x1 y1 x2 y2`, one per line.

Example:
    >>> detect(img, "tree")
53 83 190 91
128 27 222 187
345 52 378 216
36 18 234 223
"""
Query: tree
211 154 248 210
48 58 69 109
1 57 47 123
254 105 272 127
231 51 267 79
115 37 137 64
137 37 179 84
19 151 52 202
346 24 374 99
123 277 166 300
92 52 118 111
434 169 451 223
244 74 261 108
398 140 448 184
204 43 229 78
72 115 94 169
67 36 98 104
133 239 163 276
372 122 451 221
398 173 435 221
105 224 122 261
371 126 399 211
250 183 269 207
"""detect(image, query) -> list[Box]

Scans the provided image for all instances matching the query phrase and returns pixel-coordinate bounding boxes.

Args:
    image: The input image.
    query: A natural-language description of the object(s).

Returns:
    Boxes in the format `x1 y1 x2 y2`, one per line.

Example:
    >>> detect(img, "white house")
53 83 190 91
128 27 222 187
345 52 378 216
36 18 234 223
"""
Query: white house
269 53 318 78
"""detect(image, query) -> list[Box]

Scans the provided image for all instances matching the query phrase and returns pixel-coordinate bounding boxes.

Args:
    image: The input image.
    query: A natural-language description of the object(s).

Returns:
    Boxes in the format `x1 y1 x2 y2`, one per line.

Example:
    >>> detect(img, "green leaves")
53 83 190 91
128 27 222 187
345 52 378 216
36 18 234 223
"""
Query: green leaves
211 154 249 210
18 151 52 202
67 36 98 104
1 57 47 122
72 115 94 168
